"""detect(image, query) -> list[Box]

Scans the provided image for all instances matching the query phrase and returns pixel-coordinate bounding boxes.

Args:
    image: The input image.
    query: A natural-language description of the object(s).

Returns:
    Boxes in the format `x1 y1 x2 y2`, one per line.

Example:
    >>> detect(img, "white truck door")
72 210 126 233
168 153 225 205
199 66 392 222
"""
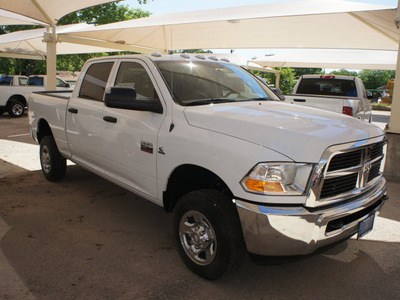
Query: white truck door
66 61 114 169
101 60 166 200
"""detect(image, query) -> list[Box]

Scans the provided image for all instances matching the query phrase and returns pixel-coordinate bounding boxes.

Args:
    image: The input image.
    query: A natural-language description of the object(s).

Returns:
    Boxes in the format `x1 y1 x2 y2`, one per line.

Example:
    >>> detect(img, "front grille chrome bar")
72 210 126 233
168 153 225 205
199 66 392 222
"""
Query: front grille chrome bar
305 135 387 208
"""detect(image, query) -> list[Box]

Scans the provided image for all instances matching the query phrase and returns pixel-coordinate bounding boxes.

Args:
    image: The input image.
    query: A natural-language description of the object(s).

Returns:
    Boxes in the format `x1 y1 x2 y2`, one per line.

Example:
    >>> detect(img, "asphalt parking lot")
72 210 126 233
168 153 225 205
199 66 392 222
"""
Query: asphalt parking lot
1 112 399 299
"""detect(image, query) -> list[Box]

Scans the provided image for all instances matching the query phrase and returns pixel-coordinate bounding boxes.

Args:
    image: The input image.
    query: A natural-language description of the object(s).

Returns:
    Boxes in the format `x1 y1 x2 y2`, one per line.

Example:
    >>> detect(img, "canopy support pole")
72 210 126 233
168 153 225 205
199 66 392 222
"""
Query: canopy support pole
383 0 400 181
387 41 400 133
31 0 57 90
275 72 281 88
388 0 400 134
44 26 57 90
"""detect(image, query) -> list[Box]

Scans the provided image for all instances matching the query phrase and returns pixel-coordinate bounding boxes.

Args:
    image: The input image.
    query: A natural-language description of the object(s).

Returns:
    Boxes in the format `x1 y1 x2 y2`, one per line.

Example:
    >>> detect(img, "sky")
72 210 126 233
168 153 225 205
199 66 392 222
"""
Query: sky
124 0 398 61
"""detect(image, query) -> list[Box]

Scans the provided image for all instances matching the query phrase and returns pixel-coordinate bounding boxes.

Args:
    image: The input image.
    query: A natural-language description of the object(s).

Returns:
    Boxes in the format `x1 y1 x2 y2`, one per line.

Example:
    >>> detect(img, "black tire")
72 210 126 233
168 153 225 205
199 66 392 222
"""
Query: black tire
40 136 67 182
7 98 25 118
173 189 246 280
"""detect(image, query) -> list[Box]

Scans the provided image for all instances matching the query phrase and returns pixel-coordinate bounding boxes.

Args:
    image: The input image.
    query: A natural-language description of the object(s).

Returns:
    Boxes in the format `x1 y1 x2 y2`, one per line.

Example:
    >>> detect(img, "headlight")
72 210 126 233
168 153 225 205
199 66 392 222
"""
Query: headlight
241 163 313 195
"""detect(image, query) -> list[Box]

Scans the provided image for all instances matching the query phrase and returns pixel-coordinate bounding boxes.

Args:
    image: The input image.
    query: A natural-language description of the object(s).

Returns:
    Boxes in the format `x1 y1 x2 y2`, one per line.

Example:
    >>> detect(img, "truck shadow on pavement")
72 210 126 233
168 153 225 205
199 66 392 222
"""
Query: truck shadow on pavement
0 165 399 299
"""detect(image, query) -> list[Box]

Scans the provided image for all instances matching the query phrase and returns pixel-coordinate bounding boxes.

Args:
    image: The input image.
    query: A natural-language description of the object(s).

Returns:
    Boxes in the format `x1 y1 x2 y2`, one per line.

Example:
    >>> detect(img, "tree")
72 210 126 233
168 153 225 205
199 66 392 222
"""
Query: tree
279 68 296 94
329 69 358 76
58 3 150 26
0 2 150 75
358 70 395 89
292 68 323 78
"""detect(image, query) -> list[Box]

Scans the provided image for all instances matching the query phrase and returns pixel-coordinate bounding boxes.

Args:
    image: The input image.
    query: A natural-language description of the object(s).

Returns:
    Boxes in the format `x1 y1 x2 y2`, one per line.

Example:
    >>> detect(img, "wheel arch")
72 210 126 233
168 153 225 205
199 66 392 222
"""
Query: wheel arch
36 118 53 143
7 94 27 107
163 164 233 212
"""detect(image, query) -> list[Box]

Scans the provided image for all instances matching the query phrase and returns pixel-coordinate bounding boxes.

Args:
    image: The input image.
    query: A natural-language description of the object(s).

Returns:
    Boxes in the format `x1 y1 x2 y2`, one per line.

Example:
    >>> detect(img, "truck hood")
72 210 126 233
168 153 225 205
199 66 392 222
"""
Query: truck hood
183 101 383 163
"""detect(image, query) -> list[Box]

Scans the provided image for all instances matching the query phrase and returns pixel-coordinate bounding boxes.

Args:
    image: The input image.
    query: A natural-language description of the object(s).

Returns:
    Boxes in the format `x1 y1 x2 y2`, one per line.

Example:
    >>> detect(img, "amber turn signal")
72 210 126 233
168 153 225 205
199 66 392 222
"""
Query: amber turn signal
245 179 284 193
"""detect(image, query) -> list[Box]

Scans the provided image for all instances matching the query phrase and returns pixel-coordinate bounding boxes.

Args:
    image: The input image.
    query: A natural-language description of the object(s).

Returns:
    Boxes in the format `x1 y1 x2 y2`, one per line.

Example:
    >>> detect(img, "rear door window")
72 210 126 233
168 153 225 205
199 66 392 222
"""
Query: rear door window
79 62 114 101
19 77 28 85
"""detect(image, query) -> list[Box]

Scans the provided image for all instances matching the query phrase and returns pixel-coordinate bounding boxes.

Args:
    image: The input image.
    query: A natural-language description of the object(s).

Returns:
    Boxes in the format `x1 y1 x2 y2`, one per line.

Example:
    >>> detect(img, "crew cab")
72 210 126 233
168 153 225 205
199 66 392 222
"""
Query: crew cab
0 75 29 86
285 75 372 121
0 75 70 117
28 54 387 280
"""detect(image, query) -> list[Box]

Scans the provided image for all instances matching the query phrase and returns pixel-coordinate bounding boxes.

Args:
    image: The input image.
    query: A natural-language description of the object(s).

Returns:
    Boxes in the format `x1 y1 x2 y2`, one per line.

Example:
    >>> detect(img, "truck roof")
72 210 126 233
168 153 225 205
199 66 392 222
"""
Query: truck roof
85 53 236 64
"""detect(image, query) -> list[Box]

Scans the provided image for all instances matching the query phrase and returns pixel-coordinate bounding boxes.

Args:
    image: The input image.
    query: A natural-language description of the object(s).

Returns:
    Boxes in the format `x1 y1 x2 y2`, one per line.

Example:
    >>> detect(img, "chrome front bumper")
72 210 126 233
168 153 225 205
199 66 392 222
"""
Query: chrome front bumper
235 177 387 256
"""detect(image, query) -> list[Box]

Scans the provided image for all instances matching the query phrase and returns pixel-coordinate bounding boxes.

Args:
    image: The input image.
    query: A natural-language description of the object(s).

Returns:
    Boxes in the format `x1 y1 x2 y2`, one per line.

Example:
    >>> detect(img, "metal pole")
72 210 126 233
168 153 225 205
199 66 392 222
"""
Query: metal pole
387 0 400 133
45 25 57 91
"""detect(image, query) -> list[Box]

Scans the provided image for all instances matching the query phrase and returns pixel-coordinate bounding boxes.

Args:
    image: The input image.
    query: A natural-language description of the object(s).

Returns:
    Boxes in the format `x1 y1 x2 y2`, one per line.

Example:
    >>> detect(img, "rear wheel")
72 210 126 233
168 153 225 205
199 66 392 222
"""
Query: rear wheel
174 189 246 280
7 98 25 118
40 136 67 181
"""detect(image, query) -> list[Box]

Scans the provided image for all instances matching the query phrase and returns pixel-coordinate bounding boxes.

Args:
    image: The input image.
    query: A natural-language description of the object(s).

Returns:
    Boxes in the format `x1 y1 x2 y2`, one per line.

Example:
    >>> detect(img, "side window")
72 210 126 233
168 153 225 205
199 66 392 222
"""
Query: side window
28 77 44 86
79 62 114 101
19 77 28 85
56 78 68 87
115 62 159 100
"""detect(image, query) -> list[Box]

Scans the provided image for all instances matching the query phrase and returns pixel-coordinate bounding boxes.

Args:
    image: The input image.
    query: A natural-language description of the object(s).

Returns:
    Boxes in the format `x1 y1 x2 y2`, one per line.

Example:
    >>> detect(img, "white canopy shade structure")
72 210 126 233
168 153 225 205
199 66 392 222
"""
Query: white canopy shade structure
0 0 119 26
250 50 398 70
56 0 400 134
0 0 119 89
0 9 47 26
59 0 398 52
0 23 152 60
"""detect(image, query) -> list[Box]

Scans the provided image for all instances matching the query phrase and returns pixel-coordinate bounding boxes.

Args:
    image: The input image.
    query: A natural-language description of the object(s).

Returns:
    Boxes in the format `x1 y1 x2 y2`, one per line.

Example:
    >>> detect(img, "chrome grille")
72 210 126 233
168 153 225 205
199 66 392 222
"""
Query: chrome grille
327 150 362 172
306 136 387 208
320 141 385 200
320 173 358 199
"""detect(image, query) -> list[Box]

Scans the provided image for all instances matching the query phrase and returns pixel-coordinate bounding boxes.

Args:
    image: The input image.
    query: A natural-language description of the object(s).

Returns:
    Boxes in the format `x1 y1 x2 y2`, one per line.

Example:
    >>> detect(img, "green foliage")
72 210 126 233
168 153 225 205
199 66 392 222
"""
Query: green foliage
279 68 296 94
176 49 213 53
329 69 358 76
58 3 150 26
292 68 323 78
251 70 275 86
0 2 150 75
358 70 395 89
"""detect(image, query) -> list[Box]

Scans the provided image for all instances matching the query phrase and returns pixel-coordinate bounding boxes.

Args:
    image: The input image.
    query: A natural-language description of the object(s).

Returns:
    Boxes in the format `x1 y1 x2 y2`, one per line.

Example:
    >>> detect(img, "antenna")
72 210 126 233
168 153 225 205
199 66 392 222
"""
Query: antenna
169 28 175 132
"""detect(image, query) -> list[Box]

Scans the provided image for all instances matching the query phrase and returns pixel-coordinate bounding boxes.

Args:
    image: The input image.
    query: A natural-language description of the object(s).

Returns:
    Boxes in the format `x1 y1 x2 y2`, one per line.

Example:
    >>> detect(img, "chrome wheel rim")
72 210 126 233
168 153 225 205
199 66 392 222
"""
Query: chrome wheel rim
12 104 23 116
179 210 217 266
41 145 51 173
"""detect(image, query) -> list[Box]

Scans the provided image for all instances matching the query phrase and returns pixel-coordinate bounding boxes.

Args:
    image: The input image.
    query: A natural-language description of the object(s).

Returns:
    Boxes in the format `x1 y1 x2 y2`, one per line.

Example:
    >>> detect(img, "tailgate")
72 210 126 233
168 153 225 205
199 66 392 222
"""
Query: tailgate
285 95 344 114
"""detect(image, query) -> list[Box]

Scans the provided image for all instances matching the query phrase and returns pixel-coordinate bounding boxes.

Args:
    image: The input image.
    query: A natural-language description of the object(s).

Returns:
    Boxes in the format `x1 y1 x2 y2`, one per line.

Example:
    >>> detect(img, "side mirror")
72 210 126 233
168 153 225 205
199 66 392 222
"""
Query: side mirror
271 88 285 101
104 87 163 114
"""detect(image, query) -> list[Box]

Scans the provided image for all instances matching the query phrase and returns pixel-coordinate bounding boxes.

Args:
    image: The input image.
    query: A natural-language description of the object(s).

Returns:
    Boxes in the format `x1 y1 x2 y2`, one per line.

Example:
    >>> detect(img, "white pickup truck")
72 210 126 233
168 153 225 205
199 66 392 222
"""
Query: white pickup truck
29 54 387 280
0 75 70 117
285 75 372 122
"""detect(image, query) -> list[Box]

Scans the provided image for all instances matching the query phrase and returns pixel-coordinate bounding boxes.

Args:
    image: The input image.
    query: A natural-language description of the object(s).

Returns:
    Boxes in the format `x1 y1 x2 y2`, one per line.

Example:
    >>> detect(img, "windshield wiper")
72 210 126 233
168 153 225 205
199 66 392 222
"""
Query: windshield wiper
246 97 271 101
185 98 236 106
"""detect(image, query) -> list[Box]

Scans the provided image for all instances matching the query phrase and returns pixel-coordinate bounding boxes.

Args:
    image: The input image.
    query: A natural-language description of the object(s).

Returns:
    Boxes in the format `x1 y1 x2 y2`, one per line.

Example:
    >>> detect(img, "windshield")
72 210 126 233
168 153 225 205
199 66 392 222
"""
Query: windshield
155 60 279 106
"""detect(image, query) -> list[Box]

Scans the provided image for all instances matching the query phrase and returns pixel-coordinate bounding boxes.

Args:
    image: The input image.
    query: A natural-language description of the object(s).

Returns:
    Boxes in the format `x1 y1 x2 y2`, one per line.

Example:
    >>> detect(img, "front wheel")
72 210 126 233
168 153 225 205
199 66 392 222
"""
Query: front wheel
40 136 67 181
7 98 25 118
174 189 246 280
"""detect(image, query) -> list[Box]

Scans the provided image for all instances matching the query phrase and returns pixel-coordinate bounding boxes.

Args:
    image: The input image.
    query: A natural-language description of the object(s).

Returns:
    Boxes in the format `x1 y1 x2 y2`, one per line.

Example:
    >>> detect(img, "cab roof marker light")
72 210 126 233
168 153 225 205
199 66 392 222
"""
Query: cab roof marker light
180 54 190 59
220 58 230 62
208 56 219 61
195 54 205 60
151 53 162 57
